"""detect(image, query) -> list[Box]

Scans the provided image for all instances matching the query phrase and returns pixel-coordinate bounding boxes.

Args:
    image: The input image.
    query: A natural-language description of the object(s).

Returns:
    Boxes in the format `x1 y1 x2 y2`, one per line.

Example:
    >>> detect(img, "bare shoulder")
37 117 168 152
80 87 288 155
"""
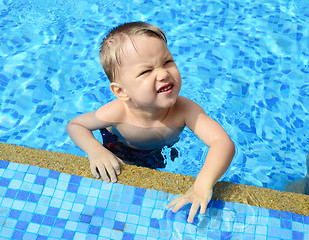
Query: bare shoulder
95 99 125 123
174 96 211 127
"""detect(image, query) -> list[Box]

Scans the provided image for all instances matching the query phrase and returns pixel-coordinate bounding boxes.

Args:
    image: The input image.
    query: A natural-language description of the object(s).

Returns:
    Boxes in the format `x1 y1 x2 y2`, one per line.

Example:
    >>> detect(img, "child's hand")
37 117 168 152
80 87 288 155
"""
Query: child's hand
166 179 213 223
88 149 124 183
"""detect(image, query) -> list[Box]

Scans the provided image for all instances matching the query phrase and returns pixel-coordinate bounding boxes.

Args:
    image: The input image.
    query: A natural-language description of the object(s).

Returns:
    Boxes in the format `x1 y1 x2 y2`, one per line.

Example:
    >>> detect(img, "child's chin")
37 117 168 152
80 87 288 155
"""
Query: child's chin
160 98 178 108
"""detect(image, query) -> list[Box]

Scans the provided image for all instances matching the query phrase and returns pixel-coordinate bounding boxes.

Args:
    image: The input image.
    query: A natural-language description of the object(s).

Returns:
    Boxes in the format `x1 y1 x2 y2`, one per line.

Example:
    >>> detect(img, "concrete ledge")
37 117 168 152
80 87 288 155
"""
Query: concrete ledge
1 142 308 216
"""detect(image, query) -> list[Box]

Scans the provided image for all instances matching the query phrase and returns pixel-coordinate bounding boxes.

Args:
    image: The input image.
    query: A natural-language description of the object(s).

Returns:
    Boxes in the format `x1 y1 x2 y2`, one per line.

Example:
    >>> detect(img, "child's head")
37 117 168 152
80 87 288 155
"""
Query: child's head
100 22 167 83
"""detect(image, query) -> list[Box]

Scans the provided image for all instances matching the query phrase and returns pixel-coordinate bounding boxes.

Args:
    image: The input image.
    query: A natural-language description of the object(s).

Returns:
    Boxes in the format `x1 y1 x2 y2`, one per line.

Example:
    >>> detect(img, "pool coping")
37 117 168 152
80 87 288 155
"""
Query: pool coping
1 142 308 217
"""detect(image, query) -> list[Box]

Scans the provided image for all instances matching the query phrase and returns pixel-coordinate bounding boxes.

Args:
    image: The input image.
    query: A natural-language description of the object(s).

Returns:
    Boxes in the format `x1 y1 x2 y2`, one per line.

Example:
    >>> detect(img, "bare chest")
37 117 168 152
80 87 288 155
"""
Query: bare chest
110 124 184 150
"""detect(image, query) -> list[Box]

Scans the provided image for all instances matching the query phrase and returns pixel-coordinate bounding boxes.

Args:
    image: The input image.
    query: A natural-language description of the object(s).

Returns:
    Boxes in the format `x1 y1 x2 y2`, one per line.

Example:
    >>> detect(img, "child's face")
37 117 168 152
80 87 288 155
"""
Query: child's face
116 35 181 110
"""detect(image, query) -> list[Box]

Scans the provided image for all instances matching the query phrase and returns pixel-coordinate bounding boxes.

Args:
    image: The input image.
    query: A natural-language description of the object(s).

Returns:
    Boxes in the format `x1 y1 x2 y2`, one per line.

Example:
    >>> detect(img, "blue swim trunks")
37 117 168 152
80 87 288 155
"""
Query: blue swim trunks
100 128 178 169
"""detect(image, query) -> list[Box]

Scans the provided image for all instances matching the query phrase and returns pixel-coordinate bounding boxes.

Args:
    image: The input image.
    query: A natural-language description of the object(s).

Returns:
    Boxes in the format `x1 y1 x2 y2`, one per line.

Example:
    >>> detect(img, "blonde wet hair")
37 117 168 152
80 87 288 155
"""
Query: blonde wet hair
99 22 167 82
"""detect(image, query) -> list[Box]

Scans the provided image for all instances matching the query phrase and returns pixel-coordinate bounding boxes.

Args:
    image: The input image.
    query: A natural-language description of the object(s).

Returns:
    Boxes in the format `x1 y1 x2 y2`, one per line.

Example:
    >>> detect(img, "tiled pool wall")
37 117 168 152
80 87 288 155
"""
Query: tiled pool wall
0 159 308 239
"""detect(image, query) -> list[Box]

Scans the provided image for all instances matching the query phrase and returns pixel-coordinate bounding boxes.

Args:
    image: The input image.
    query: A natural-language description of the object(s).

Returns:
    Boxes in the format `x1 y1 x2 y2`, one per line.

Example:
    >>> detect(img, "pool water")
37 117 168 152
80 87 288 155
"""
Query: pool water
1 0 309 239
0 0 308 194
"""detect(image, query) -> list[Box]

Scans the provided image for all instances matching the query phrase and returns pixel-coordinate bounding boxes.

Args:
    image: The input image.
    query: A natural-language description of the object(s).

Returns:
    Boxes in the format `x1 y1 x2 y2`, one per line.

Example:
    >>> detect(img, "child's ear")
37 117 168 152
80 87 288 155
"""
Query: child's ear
110 82 130 101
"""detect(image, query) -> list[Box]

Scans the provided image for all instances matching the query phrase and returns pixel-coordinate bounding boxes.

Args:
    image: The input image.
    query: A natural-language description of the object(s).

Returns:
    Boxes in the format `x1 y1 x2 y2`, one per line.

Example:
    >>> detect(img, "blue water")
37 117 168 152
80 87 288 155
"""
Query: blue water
0 0 309 193
1 1 309 239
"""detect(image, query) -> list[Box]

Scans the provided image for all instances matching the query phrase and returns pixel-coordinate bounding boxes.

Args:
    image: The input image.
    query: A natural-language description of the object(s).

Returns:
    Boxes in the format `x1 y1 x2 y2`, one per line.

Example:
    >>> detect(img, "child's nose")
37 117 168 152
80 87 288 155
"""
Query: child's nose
155 68 169 81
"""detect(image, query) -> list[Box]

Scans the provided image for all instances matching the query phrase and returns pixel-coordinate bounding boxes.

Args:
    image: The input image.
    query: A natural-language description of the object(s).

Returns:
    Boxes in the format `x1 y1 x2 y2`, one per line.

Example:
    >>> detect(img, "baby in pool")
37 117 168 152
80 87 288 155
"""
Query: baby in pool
66 22 235 222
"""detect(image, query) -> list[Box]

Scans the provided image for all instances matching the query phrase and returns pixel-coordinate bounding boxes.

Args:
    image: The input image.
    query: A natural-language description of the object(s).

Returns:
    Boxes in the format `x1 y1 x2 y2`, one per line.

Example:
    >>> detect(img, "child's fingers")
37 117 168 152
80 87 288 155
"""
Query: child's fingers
88 154 120 183
96 163 111 183
104 162 118 183
90 162 100 179
200 189 213 214
166 196 181 209
199 203 207 215
110 161 121 176
169 197 190 213
116 156 125 165
112 157 124 175
113 164 121 176
90 160 115 183
187 201 200 223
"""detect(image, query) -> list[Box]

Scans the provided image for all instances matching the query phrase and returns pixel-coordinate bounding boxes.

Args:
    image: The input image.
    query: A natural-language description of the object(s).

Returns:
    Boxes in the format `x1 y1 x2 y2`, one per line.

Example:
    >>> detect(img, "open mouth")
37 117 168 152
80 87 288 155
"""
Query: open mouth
157 83 174 93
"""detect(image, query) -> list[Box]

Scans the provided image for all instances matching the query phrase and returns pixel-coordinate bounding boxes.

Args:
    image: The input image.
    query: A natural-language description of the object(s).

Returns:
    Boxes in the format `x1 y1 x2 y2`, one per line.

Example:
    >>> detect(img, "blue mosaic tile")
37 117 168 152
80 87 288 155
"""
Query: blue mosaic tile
80 214 92 223
0 159 308 239
113 220 126 231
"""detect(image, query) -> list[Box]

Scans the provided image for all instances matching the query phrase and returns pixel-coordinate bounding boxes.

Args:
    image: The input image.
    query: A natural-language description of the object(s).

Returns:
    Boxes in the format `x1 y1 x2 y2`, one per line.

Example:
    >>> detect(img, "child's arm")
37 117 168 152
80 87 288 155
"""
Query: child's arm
66 104 124 183
166 97 235 223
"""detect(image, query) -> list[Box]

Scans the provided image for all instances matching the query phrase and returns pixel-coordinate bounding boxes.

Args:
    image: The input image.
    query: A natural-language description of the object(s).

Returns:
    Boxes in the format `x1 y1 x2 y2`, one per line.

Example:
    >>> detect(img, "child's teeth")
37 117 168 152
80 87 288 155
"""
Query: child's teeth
159 85 172 92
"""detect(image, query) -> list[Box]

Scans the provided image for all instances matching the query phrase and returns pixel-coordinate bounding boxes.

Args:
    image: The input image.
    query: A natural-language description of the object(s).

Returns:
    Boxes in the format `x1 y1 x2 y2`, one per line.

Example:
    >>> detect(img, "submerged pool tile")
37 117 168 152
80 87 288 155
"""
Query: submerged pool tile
31 214 44 224
129 204 141 215
67 183 79 193
12 230 24 240
0 161 9 169
292 212 304 223
134 187 146 197
62 229 75 239
34 176 47 185
27 222 40 234
5 188 18 199
42 216 56 226
54 218 67 228
75 222 87 233
0 160 308 239
144 189 157 199
15 220 29 231
19 211 32 222
0 177 10 187
127 214 139 225
118 202 130 213
79 214 91 224
281 219 292 229
115 211 127 221
113 220 125 231
9 209 21 219
140 207 152 218
132 196 143 205
88 224 101 235
48 170 60 179
12 200 25 212
293 231 304 240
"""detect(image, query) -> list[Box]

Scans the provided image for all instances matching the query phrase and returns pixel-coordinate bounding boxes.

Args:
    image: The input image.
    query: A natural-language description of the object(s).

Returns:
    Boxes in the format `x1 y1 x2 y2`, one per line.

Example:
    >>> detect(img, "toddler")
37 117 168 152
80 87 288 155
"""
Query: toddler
66 22 235 223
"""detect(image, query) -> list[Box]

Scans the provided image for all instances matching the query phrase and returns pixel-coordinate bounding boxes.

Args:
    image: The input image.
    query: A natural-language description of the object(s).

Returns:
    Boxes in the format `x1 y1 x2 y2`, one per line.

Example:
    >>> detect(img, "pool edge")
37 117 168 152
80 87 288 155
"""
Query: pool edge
1 142 308 216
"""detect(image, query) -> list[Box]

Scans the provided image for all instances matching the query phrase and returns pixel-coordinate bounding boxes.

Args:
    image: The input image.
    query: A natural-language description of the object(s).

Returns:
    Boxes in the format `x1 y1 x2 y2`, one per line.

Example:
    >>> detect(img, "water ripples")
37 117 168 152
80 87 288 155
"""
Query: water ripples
0 0 308 191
